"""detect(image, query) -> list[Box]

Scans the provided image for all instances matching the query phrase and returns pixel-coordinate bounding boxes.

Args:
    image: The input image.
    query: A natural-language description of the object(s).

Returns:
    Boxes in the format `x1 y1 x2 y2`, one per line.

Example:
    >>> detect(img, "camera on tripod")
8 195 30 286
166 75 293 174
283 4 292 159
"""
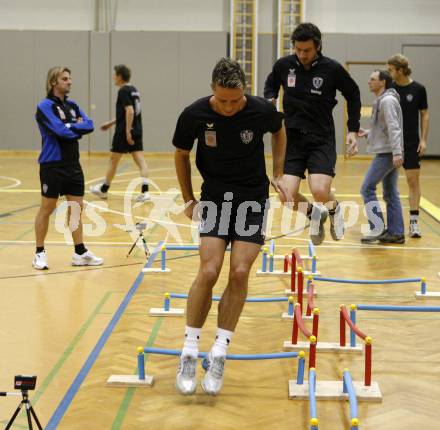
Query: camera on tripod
14 375 37 391
135 221 147 231
1 375 42 429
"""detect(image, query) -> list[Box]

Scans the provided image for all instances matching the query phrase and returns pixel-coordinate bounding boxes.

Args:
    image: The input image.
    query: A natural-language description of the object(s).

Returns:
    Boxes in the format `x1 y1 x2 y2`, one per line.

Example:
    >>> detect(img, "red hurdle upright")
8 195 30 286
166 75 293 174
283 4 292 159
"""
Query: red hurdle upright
339 305 372 386
291 303 320 369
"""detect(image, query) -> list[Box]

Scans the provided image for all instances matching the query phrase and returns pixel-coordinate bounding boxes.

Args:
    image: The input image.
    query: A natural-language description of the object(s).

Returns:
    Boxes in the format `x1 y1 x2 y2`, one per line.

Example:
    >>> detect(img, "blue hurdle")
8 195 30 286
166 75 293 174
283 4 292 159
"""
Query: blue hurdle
356 304 440 312
343 370 360 429
107 346 308 390
149 292 296 318
309 368 319 429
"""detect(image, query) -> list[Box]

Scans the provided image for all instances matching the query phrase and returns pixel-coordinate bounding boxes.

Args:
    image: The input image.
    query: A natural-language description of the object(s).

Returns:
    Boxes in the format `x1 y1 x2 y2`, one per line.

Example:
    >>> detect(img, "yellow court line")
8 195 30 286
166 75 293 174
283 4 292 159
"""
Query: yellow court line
420 196 440 222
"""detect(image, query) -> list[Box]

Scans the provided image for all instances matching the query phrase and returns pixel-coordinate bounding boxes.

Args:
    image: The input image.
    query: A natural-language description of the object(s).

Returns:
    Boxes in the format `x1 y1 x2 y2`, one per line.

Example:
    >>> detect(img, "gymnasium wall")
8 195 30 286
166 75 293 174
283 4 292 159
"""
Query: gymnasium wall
0 1 439 153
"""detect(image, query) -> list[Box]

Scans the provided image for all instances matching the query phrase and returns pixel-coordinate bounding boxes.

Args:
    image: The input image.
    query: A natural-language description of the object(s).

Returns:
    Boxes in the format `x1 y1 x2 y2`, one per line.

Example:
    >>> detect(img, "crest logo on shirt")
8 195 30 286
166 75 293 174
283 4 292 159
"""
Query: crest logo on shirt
407 94 413 102
313 77 324 89
240 130 254 144
206 123 214 129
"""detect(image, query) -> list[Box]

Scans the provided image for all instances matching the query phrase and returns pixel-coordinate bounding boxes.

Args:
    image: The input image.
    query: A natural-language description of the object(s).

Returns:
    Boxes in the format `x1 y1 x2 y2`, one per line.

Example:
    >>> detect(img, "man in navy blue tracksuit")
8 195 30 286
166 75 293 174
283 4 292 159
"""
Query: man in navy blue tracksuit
33 66 103 270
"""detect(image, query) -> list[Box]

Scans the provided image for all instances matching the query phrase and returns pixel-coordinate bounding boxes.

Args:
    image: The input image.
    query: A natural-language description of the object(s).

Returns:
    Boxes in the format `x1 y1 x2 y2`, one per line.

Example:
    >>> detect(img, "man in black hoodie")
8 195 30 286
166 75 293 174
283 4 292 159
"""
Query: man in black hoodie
264 23 361 245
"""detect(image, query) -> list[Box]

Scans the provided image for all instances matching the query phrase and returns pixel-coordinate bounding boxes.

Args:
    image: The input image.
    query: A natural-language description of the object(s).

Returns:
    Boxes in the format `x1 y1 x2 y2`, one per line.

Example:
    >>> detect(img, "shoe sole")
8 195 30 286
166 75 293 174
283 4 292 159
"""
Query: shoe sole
409 234 422 238
72 261 104 266
89 189 108 199
310 211 328 246
175 383 197 396
32 264 48 270
200 380 219 396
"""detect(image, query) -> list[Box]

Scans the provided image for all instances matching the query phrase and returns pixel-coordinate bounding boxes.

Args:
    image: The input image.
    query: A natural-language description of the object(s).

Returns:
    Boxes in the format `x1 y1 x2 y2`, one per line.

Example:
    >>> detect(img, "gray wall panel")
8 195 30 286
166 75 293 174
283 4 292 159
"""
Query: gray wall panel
0 30 439 155
89 32 111 152
346 34 394 62
178 32 228 106
0 31 35 150
33 31 90 151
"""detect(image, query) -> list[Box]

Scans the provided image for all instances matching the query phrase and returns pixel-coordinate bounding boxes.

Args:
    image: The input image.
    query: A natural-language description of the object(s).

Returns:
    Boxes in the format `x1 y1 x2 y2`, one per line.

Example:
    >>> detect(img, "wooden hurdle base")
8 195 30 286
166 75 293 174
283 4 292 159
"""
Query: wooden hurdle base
282 313 313 321
149 308 185 316
415 291 440 299
288 380 382 402
256 270 321 277
142 268 171 274
107 374 154 387
284 289 318 297
283 341 363 353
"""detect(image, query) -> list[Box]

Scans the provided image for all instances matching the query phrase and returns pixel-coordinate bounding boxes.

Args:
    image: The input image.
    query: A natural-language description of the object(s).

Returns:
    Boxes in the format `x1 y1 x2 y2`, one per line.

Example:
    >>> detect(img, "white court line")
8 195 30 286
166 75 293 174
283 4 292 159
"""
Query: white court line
84 167 174 186
84 199 198 230
0 176 21 189
1 239 440 252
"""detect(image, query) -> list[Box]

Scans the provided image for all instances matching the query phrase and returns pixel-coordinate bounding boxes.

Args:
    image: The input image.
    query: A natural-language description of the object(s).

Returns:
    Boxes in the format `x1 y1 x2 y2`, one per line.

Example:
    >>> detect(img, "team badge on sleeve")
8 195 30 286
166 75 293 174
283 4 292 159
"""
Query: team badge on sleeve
240 130 254 144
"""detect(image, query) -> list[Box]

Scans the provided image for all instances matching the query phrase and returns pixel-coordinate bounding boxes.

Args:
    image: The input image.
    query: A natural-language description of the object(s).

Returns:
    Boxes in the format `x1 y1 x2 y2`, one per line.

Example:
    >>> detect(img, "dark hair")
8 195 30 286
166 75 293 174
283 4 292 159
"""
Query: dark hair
211 57 246 89
376 69 393 89
291 22 322 51
114 64 131 82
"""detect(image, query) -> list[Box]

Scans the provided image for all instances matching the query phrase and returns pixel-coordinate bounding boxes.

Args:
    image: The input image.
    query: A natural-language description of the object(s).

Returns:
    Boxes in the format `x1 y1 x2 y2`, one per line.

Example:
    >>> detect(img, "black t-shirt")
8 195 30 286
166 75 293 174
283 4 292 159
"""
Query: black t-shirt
264 54 361 136
392 81 428 145
172 95 284 200
115 84 142 138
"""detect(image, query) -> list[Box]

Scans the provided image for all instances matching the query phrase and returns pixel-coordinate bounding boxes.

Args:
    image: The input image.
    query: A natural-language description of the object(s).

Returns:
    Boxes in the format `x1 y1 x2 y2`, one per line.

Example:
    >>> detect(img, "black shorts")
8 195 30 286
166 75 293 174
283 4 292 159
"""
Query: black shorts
198 193 269 245
403 142 421 170
284 129 336 179
111 133 143 153
39 163 84 198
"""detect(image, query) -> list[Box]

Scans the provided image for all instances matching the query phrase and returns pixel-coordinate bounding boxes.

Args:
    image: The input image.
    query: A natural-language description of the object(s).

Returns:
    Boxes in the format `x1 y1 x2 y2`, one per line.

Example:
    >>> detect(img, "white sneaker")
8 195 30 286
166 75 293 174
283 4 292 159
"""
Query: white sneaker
409 222 421 238
72 250 104 266
33 250 48 270
329 204 344 241
201 352 226 396
90 183 108 199
135 192 151 203
176 355 198 395
309 205 328 246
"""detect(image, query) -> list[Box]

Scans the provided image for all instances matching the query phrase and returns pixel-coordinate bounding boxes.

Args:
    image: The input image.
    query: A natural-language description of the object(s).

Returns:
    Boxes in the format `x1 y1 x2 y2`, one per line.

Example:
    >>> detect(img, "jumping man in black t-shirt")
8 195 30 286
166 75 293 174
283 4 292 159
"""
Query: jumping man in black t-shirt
90 64 151 202
387 54 429 238
264 23 361 245
173 58 287 396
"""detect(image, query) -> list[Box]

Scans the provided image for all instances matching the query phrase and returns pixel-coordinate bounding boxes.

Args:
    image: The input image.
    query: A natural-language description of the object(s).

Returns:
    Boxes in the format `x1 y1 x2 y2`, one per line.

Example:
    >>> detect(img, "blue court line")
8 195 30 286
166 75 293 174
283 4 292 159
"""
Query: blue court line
45 241 163 430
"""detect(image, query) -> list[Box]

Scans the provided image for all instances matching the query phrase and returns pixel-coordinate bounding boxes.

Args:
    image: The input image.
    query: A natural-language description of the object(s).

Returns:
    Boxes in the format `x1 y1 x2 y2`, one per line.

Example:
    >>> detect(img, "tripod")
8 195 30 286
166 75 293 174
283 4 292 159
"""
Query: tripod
127 223 150 258
1 390 42 430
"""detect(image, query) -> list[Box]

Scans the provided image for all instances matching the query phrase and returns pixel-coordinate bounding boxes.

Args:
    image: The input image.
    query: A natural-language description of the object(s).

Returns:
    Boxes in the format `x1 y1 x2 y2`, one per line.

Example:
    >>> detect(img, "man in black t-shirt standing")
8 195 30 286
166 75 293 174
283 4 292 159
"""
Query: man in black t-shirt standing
90 64 151 202
387 54 429 238
264 23 361 245
173 58 287 396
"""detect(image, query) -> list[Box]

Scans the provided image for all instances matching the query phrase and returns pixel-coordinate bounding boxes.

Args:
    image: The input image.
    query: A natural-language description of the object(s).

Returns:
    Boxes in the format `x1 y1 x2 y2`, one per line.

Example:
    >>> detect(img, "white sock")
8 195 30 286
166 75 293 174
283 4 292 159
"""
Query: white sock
211 328 234 358
181 326 201 359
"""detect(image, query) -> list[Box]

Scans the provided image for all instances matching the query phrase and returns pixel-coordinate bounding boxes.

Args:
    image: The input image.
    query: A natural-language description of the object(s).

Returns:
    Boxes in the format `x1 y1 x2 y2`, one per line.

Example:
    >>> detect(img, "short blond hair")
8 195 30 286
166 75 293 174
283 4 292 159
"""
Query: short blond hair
46 66 71 94
387 54 412 76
